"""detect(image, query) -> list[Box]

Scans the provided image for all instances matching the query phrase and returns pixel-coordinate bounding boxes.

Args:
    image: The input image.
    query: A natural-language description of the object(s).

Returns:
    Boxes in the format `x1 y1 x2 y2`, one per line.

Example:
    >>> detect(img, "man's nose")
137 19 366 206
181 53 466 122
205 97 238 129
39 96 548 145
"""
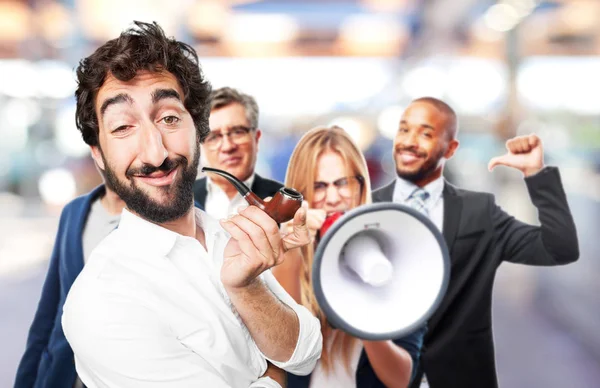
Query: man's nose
399 131 419 148
139 124 168 167
220 133 237 152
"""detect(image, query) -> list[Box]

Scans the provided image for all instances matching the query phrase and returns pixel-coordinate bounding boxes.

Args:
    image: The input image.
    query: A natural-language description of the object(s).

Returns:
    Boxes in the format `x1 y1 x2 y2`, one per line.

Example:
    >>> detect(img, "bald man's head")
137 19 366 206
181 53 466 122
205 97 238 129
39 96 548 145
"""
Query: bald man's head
412 97 458 140
392 97 460 186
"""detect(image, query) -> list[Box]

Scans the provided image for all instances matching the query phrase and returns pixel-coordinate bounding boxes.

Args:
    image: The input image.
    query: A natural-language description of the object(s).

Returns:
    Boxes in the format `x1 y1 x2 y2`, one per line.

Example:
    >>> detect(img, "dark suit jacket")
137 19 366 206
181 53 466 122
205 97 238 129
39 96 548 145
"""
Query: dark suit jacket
15 186 105 388
372 167 579 388
288 325 426 388
193 173 284 209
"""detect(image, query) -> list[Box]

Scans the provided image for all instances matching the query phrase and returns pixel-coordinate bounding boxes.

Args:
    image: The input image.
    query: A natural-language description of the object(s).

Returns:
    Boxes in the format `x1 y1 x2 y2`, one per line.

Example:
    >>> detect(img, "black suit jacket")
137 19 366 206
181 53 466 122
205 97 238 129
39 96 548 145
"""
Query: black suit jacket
372 167 579 388
193 173 284 210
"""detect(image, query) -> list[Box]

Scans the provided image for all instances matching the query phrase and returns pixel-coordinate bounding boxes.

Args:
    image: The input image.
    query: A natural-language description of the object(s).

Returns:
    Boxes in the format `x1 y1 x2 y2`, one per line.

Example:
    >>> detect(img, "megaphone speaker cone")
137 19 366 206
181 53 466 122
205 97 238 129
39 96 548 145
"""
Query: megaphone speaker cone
312 202 450 340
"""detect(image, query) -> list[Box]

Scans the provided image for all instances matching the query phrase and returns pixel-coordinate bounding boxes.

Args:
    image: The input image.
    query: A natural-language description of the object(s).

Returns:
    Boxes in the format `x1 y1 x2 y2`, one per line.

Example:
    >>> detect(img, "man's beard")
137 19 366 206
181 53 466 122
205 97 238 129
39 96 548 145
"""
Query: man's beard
102 143 200 223
395 146 445 183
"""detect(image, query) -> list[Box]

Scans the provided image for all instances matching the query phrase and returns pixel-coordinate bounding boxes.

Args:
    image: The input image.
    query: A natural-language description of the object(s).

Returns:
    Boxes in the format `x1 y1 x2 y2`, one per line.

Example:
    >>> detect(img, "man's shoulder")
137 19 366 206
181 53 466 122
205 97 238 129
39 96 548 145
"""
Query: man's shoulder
372 180 396 202
253 174 284 198
66 232 151 310
444 182 493 201
61 185 105 217
194 176 207 187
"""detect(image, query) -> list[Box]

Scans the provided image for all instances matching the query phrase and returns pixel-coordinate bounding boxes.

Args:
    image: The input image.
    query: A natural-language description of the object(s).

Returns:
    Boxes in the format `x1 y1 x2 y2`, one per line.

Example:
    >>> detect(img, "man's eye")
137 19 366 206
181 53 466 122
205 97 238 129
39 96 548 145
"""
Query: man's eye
113 125 129 133
162 116 180 125
206 133 221 142
314 183 327 190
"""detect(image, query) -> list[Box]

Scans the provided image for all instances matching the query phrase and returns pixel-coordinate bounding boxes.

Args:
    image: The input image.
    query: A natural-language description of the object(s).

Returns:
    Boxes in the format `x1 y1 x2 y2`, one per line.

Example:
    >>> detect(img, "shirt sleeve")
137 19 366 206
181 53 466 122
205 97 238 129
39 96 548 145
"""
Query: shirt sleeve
393 324 427 384
259 270 323 375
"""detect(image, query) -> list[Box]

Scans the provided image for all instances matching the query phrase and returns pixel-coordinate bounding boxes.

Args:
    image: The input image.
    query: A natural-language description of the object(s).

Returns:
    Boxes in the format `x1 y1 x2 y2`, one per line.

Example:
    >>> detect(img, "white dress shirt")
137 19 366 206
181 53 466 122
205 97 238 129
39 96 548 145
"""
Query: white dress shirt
392 175 444 388
62 207 322 388
392 175 445 232
206 173 256 220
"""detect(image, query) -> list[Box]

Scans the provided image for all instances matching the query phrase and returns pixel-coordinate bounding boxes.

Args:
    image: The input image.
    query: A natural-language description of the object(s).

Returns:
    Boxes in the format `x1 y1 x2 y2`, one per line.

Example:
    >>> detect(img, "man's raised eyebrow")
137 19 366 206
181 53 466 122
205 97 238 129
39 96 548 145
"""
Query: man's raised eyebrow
100 93 132 117
151 88 182 104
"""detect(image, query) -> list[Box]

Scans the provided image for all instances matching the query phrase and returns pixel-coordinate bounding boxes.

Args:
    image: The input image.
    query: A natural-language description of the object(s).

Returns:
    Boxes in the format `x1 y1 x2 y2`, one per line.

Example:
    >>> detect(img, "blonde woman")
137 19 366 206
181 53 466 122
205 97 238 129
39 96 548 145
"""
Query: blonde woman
273 126 425 388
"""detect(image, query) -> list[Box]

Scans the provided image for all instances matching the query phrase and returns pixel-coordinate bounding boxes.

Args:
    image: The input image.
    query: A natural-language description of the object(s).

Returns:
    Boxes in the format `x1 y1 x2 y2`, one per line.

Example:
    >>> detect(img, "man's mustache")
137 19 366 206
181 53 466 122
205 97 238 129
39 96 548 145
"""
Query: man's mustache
126 156 186 177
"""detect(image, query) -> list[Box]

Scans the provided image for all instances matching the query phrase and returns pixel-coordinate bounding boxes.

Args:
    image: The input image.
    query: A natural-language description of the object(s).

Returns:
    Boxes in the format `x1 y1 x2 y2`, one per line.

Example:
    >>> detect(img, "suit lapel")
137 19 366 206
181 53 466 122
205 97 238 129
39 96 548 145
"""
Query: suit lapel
193 178 208 209
442 182 462 253
251 174 267 199
373 180 396 202
64 185 105 292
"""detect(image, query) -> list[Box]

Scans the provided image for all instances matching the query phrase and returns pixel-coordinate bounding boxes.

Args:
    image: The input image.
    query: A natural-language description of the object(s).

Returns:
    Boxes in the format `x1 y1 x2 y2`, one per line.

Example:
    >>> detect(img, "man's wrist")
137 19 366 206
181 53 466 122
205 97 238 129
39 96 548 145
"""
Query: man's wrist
523 164 545 178
225 277 265 302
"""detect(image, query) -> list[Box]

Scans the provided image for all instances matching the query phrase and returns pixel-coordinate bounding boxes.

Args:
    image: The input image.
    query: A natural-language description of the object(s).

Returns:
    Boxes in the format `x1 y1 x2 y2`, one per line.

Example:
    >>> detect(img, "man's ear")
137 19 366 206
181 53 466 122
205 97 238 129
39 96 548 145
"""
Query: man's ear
254 129 262 145
444 139 459 160
90 146 105 170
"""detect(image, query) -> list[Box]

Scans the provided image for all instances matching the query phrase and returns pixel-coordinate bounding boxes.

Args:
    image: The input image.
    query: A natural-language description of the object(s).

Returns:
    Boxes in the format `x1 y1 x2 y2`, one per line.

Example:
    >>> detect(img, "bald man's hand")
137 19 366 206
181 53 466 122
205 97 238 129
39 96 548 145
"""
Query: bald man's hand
488 134 545 177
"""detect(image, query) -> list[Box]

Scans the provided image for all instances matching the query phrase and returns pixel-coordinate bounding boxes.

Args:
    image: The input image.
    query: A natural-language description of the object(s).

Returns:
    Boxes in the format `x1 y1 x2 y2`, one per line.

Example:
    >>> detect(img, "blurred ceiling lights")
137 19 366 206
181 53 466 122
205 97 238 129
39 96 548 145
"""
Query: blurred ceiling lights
222 13 299 56
337 14 409 56
77 0 182 41
483 0 538 32
361 0 413 13
0 1 32 42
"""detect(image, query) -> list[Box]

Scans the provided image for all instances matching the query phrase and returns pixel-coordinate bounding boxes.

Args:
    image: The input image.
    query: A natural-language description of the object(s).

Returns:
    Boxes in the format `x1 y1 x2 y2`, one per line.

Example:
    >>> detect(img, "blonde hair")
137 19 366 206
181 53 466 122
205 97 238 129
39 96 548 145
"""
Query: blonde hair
285 125 372 373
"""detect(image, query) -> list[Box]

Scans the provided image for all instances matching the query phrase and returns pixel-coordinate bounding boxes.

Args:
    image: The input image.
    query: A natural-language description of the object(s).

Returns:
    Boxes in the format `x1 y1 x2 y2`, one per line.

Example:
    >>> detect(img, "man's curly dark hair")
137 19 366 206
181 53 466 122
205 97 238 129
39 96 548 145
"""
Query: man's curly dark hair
75 21 212 147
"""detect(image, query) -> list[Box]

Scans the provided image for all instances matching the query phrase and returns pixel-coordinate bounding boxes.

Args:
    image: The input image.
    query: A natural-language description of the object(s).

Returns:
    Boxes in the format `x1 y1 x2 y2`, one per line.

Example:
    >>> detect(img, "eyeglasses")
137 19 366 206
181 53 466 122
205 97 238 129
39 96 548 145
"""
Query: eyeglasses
313 176 364 203
203 126 253 150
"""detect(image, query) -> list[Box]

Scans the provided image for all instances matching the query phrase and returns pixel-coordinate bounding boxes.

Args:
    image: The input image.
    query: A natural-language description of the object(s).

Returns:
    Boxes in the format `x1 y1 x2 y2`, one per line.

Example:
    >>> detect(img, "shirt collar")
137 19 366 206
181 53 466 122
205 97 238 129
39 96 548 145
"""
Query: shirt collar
206 172 255 196
393 175 445 204
117 207 223 258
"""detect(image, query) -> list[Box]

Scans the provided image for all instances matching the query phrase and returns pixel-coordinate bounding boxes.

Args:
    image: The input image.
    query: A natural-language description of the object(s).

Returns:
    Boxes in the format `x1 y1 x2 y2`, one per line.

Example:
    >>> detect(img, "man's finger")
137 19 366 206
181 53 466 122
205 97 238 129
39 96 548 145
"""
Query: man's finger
488 154 509 171
226 213 275 265
220 219 261 262
293 206 308 233
238 206 281 260
528 134 540 148
282 206 311 252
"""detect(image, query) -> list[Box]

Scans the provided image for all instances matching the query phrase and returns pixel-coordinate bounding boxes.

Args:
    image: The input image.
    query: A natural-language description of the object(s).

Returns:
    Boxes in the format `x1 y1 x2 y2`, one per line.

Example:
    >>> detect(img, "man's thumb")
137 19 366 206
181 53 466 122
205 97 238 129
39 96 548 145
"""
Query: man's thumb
488 154 509 171
293 206 307 231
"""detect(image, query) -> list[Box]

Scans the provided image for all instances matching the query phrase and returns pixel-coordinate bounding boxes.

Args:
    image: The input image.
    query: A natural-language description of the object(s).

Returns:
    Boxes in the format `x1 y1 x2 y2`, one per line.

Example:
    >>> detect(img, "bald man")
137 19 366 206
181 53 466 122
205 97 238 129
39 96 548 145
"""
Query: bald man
373 97 579 388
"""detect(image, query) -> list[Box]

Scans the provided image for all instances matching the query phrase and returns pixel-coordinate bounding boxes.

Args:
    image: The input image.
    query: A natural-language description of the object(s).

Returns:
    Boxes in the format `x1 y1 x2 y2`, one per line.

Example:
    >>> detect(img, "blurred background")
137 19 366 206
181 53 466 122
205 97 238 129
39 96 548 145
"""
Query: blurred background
1 0 599 386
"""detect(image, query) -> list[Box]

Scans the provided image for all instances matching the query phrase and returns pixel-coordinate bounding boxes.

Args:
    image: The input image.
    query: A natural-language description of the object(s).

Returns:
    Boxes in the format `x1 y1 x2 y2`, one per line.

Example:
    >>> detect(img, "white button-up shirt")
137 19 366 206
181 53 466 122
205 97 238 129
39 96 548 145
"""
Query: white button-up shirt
392 176 445 232
62 207 322 388
206 173 256 220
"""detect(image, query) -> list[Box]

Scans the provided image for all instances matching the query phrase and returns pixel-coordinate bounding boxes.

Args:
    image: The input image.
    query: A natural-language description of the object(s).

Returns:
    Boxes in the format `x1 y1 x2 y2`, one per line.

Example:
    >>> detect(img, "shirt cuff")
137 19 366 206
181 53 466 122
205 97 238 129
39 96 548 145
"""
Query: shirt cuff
261 302 323 375
524 165 552 179
249 377 282 388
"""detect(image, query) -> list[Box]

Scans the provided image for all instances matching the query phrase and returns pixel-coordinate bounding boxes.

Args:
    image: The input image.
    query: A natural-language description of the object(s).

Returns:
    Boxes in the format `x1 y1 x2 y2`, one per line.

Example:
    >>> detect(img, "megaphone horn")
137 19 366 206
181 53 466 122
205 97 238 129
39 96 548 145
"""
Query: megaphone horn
313 202 450 340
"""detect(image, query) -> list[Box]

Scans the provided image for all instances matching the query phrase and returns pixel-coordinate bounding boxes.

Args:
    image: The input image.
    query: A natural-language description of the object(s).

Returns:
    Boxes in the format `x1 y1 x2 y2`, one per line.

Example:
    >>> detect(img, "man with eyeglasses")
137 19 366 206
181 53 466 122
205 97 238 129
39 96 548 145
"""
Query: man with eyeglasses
193 87 283 219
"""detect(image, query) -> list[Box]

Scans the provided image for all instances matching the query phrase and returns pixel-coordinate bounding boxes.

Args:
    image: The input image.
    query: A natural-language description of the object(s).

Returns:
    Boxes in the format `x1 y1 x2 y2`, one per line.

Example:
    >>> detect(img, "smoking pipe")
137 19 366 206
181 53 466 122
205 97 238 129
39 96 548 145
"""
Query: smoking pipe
202 167 303 224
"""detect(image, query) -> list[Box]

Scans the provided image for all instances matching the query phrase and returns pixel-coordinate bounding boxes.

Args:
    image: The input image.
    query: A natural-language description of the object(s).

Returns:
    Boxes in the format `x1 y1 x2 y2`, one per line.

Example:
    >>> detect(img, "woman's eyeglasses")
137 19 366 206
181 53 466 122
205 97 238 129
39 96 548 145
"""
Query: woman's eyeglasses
313 176 364 202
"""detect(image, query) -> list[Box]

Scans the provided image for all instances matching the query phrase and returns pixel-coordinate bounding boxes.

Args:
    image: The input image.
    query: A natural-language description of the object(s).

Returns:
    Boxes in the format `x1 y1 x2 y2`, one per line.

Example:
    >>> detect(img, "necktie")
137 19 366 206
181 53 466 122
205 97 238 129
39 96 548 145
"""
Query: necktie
407 188 430 216
409 187 432 388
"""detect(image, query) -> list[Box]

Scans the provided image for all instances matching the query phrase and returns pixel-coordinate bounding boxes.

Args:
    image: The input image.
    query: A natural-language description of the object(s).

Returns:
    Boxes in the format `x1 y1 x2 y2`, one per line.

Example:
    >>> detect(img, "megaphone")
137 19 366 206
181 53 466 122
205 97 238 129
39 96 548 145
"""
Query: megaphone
312 202 450 340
